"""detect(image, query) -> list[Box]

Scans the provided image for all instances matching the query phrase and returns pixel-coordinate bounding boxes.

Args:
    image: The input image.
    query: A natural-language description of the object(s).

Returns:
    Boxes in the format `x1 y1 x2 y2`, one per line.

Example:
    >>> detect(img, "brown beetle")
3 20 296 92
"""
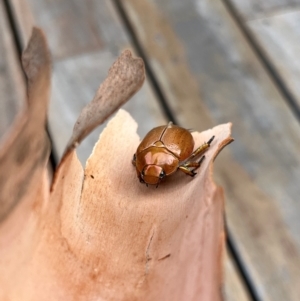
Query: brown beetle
132 122 214 187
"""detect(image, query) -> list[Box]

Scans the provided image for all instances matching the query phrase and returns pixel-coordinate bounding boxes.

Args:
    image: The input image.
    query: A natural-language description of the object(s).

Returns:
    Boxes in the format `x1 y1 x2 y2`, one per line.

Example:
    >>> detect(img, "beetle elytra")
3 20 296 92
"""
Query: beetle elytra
132 122 214 187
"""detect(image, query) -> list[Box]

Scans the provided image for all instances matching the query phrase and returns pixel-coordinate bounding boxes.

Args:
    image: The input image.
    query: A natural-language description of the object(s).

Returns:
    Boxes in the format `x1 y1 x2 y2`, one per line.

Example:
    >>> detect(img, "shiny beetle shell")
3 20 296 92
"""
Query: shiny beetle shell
132 122 214 187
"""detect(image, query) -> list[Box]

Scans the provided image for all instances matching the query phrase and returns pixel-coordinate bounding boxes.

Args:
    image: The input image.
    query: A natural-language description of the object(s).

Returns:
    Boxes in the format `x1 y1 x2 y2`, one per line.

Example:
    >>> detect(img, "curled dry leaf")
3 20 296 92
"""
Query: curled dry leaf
0 27 51 222
63 49 145 160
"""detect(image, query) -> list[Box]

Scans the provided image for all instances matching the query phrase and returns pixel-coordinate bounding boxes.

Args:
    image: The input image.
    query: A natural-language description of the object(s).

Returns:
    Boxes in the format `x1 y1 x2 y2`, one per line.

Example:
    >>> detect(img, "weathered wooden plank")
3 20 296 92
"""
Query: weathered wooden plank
224 249 251 301
0 1 25 143
120 0 300 300
8 0 249 299
237 8 300 111
228 0 300 20
11 0 103 60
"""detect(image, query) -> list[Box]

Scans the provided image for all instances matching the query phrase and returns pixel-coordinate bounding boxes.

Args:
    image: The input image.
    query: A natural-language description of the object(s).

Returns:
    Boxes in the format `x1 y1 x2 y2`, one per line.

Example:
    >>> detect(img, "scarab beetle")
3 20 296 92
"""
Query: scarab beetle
132 122 214 187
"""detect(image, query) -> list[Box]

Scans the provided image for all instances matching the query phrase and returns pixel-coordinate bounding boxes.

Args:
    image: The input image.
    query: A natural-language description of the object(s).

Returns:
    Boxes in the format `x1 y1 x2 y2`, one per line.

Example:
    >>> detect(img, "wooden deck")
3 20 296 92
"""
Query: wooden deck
1 0 300 300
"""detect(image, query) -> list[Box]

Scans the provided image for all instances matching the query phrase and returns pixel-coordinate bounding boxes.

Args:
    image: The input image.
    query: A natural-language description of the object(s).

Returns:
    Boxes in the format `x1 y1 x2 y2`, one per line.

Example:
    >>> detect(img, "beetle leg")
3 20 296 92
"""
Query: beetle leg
184 155 205 167
178 166 197 177
189 136 215 159
179 156 205 177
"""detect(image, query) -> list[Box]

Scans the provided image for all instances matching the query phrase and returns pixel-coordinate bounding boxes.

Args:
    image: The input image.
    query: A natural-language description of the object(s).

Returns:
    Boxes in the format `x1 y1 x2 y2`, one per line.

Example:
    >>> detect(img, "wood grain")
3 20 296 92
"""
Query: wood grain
121 0 300 300
0 1 25 143
12 0 104 60
240 9 300 109
224 249 251 301
228 0 300 20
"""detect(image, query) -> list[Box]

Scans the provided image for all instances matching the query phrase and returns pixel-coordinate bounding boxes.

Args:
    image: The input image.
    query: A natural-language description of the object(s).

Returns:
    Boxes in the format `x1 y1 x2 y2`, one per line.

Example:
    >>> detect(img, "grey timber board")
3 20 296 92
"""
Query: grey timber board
0 1 25 144
224 249 251 301
228 0 300 20
228 1 300 112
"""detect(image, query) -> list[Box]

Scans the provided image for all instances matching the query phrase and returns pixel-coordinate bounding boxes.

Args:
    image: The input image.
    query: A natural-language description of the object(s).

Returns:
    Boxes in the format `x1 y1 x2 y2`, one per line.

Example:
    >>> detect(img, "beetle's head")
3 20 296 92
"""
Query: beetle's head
140 165 166 186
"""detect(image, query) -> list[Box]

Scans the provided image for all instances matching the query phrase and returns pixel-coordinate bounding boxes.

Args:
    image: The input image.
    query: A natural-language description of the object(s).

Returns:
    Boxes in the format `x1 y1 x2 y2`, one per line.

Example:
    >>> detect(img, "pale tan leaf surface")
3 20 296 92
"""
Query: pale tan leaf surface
0 27 51 222
63 50 145 159
0 109 232 300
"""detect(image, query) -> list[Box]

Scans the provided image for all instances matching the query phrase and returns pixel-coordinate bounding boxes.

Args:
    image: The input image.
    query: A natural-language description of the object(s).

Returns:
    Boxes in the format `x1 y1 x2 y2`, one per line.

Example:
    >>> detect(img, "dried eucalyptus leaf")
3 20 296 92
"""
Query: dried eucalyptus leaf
0 27 51 221
63 50 145 160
